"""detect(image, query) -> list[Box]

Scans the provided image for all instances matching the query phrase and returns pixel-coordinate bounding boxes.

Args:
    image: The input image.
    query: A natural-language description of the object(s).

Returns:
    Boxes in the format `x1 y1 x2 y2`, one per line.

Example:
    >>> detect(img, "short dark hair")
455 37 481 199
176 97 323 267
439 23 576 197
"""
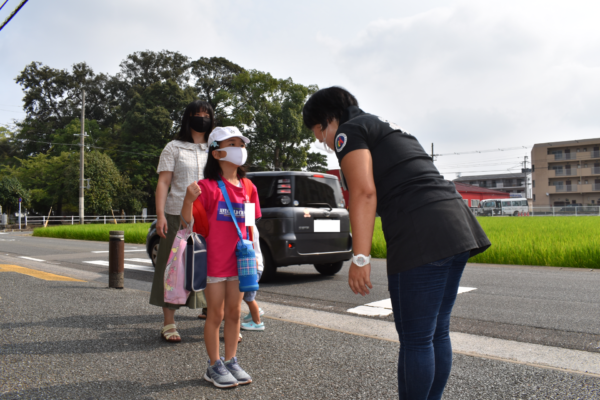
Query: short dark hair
302 86 359 129
203 142 247 181
176 100 214 143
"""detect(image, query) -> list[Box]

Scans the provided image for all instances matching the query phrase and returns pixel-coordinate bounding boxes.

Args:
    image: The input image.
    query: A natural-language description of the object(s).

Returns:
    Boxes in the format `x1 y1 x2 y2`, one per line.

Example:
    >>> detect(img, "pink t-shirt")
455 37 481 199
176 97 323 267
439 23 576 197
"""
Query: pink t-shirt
195 178 262 277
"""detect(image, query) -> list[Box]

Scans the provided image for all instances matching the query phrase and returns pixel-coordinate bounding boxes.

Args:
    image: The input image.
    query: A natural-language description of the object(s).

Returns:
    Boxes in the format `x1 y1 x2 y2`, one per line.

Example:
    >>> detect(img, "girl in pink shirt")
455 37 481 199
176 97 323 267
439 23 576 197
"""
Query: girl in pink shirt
181 126 260 388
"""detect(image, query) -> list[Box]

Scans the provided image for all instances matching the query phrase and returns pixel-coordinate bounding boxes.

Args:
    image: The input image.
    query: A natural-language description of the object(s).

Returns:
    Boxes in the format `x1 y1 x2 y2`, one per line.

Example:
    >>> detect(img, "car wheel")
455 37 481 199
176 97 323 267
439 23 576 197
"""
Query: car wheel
150 237 160 268
314 261 344 276
259 241 277 282
513 211 519 216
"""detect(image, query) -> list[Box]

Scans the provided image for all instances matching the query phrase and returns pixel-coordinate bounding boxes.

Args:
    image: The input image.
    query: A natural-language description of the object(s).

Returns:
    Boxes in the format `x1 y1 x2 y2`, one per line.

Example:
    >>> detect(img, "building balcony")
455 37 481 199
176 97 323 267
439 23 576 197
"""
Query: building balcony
568 184 600 193
548 185 578 193
551 169 577 177
576 167 600 176
546 150 600 162
574 150 600 161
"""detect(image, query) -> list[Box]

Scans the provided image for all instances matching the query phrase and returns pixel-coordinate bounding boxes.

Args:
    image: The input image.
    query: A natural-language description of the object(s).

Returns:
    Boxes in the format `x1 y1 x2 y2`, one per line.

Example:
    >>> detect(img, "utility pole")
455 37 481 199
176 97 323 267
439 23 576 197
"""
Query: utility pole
431 143 434 159
522 155 532 199
79 90 85 225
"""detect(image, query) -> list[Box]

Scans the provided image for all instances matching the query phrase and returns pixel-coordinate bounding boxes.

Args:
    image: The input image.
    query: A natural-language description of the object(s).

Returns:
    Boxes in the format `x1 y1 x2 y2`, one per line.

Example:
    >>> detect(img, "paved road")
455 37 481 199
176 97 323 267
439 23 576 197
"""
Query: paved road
1 269 599 399
1 231 600 354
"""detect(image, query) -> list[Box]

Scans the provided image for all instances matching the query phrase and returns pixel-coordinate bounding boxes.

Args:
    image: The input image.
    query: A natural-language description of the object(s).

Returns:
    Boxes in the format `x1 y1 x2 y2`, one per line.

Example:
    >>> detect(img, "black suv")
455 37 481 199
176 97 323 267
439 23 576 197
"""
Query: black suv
247 171 352 281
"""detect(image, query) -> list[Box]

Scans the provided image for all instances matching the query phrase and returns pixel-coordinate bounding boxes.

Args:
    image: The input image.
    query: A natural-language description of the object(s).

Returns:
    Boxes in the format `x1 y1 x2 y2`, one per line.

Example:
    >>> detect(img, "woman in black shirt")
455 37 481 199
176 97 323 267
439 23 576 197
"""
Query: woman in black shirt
303 87 490 400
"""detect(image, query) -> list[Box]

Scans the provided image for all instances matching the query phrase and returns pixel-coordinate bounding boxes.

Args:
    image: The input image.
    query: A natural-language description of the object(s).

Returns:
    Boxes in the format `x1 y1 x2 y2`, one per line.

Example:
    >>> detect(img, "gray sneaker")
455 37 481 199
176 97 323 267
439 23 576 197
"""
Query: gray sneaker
223 357 252 385
204 359 238 388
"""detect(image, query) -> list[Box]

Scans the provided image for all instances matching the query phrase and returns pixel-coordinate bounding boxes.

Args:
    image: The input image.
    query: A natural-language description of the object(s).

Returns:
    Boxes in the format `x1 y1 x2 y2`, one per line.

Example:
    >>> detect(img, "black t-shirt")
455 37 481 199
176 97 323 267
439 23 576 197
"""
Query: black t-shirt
334 106 490 273
334 106 461 216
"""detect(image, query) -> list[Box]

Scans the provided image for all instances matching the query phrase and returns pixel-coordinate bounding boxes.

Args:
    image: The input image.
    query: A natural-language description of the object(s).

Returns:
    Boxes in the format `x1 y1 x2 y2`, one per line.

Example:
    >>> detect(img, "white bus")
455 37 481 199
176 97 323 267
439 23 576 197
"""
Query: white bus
479 198 529 216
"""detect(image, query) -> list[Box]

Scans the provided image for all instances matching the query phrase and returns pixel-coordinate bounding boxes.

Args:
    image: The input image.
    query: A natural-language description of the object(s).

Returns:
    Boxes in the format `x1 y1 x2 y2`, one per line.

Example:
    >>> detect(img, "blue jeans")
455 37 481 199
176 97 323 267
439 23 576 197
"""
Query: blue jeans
388 251 470 400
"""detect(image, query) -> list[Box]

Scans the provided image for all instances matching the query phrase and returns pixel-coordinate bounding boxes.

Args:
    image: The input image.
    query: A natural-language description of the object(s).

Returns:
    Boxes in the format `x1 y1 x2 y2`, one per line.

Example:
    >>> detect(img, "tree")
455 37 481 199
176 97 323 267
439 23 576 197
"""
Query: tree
10 152 75 215
0 126 19 167
14 62 114 157
190 57 245 125
228 70 324 171
305 152 328 173
0 176 30 216
14 151 146 215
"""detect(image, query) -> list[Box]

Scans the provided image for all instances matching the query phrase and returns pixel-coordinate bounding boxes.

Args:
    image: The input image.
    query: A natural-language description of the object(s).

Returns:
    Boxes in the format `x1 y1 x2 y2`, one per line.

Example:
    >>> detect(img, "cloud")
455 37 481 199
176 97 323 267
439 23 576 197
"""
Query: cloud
322 1 600 152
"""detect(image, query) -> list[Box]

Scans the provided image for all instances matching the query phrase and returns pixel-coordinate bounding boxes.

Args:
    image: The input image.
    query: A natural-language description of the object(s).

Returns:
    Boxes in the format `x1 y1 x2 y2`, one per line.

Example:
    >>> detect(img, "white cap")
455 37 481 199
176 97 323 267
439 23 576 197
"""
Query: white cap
206 126 250 152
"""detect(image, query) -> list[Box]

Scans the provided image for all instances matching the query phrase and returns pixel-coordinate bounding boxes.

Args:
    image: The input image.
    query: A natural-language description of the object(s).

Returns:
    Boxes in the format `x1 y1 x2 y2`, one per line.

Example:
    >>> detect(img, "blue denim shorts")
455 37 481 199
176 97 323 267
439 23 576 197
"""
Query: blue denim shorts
243 270 262 302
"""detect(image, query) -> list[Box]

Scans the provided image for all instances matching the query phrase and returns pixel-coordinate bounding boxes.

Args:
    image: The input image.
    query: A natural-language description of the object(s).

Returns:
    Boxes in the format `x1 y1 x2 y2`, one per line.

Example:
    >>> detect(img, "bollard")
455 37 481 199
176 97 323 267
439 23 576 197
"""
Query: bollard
108 230 125 289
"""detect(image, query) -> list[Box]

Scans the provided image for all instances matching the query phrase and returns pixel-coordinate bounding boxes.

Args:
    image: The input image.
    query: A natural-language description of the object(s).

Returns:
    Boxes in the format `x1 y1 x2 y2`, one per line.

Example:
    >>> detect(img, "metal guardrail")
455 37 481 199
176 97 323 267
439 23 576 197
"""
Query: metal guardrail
2 214 157 227
471 206 600 217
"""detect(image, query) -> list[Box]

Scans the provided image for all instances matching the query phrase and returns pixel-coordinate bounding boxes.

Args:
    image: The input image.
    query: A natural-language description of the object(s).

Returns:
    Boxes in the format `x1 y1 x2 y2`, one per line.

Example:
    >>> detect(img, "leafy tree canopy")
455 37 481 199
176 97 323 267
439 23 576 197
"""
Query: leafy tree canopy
0 176 30 215
8 51 326 215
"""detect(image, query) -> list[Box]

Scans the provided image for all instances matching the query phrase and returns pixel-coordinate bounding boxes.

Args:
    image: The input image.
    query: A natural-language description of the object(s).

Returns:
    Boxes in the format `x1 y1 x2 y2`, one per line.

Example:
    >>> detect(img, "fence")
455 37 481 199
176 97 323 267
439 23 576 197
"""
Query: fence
471 206 600 217
2 214 157 228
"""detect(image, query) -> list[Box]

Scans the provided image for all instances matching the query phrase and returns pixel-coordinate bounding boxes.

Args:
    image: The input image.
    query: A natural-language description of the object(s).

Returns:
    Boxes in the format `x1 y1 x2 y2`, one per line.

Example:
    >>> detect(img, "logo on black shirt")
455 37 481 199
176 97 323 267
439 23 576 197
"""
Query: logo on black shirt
336 133 348 152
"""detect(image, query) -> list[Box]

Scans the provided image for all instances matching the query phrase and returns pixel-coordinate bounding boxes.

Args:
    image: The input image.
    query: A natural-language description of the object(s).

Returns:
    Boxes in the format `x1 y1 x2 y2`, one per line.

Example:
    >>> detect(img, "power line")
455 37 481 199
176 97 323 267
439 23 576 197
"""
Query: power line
0 0 9 12
436 146 530 157
0 0 28 32
12 138 161 158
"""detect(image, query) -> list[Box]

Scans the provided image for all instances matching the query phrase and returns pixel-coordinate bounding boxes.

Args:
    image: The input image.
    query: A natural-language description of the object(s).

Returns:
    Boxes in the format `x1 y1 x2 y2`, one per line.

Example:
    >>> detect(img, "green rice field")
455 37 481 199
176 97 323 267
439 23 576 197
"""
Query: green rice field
33 217 600 269
33 223 151 244
371 216 600 269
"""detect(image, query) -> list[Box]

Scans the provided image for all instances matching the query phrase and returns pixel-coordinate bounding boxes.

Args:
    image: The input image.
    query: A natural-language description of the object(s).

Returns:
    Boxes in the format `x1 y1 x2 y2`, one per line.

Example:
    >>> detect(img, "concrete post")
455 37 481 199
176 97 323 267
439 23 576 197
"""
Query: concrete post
108 230 124 289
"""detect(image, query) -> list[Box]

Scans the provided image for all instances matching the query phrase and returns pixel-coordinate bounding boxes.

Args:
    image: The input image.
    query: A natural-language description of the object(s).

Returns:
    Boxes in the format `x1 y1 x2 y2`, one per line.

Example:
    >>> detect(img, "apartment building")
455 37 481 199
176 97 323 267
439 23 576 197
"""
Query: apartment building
531 138 600 206
453 172 529 198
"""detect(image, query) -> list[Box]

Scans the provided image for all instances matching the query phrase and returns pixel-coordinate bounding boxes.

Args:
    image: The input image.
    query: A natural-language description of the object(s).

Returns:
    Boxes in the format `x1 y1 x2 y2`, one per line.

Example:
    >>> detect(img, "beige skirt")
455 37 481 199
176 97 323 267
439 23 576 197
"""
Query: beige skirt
149 213 207 310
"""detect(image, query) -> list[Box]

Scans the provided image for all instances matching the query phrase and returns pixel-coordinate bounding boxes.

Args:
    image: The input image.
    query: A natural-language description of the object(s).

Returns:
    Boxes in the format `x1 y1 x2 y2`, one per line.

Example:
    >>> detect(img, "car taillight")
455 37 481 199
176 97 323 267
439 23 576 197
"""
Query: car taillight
278 179 291 183
313 174 324 178
277 189 291 194
278 184 291 189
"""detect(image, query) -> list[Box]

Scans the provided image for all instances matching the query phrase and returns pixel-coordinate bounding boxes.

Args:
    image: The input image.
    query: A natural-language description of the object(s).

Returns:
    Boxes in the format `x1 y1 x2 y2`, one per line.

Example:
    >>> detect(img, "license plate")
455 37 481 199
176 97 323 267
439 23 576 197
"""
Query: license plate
314 220 340 233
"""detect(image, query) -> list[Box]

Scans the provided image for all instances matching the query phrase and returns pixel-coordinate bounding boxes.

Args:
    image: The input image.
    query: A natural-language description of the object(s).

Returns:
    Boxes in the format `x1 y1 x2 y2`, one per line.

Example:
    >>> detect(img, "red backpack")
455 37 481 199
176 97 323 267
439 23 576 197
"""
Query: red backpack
192 178 255 240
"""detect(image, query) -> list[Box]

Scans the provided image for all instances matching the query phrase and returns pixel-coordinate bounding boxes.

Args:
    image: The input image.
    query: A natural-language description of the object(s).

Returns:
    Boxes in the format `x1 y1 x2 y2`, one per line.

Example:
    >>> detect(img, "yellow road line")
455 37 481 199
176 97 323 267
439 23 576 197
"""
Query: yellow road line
0 264 85 282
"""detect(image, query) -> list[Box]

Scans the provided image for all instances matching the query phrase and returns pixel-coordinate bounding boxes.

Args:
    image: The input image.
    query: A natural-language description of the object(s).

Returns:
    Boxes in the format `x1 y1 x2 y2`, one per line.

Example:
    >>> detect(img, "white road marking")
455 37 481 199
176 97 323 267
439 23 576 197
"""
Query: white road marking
346 305 393 317
124 258 152 264
91 249 146 253
260 301 600 376
84 260 154 272
348 287 477 316
19 256 45 262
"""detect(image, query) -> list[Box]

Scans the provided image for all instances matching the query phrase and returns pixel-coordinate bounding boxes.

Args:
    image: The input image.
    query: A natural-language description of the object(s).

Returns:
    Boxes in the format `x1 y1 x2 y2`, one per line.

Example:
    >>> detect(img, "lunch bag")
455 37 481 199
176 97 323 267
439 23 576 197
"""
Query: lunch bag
181 216 208 292
217 179 259 292
163 225 191 305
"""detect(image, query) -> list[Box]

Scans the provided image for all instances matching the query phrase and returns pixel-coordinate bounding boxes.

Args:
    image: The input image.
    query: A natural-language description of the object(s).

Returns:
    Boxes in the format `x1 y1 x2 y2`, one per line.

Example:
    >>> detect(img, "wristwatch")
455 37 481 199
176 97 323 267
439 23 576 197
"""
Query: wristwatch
352 254 371 267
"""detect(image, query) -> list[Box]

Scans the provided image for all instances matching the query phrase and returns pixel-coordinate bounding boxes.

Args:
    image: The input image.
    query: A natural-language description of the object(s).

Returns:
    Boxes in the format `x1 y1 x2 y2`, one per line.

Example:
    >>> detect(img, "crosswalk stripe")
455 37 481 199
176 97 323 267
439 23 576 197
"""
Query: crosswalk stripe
83 260 154 272
347 287 477 316
124 258 152 264
19 256 45 262
91 249 146 253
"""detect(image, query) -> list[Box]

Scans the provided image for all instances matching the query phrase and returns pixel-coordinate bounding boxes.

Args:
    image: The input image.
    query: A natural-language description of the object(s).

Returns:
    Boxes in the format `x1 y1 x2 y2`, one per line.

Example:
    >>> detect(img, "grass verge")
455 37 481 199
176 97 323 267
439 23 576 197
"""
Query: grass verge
33 223 151 244
371 216 600 269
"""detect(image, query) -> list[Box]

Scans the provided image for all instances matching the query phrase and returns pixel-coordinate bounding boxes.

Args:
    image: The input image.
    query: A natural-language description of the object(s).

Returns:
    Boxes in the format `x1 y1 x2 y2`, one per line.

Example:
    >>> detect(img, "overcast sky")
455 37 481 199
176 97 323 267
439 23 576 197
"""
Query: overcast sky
2 0 600 178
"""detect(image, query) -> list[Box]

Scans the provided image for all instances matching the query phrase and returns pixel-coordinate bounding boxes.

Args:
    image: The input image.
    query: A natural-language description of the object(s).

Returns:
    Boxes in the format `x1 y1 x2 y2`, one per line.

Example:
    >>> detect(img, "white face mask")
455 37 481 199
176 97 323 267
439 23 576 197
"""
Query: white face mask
216 147 247 166
321 125 335 154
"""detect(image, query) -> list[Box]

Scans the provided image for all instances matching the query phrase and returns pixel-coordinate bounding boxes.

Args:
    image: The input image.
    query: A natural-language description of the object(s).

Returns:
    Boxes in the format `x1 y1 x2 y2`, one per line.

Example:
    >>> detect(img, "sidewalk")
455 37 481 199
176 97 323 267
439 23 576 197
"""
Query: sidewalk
1 264 599 399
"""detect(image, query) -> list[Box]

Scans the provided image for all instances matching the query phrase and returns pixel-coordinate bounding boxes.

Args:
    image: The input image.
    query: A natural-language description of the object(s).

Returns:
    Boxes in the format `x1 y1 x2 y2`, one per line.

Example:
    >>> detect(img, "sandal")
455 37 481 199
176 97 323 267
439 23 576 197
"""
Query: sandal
197 308 208 319
161 324 181 343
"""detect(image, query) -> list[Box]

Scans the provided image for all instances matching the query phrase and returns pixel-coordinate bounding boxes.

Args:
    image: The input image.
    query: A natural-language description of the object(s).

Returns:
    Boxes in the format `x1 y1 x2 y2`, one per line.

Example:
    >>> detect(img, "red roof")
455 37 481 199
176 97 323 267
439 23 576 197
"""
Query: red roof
454 182 509 195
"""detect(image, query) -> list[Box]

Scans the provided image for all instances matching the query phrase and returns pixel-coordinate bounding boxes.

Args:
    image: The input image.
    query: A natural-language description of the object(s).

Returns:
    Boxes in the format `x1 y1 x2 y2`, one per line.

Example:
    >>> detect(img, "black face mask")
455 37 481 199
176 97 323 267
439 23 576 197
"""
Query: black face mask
189 116 211 133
